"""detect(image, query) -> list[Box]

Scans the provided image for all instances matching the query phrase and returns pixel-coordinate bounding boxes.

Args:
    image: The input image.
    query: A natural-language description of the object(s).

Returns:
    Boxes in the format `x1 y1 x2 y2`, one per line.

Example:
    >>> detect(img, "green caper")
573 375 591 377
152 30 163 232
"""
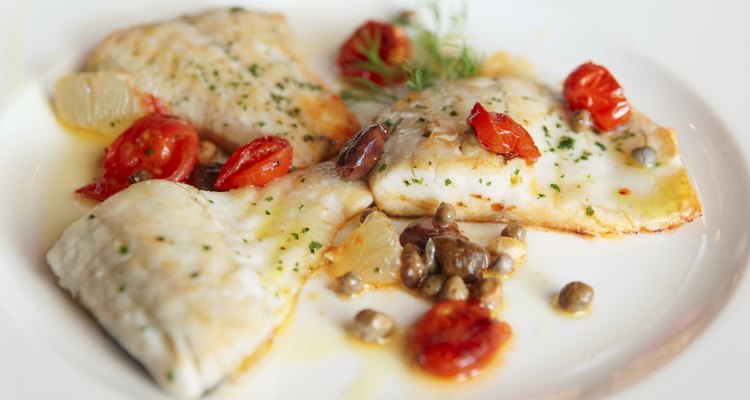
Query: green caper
558 281 594 313
501 223 526 241
400 243 427 289
631 145 657 168
571 109 593 132
335 271 363 297
350 309 396 343
434 202 456 227
470 278 503 308
418 274 446 299
439 275 469 301
489 253 515 276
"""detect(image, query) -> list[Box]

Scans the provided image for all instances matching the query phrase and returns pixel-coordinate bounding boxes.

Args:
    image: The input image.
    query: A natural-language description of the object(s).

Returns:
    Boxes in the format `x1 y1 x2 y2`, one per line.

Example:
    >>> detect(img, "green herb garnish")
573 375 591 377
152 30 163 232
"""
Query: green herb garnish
340 1 482 103
309 241 322 254
558 136 575 150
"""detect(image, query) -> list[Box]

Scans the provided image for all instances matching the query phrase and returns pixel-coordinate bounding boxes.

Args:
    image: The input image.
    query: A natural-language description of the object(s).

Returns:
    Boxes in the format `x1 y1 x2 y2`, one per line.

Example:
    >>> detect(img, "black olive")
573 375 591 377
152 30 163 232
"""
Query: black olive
191 162 223 191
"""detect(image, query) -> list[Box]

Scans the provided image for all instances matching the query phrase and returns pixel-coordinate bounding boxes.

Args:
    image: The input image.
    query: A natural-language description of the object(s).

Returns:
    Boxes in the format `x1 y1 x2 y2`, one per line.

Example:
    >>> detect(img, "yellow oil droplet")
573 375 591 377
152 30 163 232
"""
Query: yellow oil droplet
551 294 593 318
59 121 114 147
32 123 109 253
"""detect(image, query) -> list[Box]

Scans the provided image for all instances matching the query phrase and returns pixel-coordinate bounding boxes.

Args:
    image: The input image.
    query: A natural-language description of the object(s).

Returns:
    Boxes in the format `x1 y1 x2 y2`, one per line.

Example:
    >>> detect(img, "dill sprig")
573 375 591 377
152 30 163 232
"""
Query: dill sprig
404 1 481 90
339 0 483 103
340 24 403 103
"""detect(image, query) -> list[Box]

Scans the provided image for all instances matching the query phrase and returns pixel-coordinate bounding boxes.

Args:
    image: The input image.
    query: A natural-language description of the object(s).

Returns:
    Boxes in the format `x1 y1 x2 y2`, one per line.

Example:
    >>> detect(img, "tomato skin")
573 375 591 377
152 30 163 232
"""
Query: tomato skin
466 102 541 163
76 113 199 201
337 20 411 86
412 300 511 378
213 136 293 191
563 61 631 132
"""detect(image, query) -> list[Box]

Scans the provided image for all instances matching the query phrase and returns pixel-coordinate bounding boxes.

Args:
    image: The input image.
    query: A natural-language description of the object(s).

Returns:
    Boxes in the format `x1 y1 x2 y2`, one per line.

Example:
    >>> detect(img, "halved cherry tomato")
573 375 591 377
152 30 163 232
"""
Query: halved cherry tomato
213 136 293 191
337 20 411 86
563 61 631 132
466 102 541 163
76 113 199 201
412 300 512 378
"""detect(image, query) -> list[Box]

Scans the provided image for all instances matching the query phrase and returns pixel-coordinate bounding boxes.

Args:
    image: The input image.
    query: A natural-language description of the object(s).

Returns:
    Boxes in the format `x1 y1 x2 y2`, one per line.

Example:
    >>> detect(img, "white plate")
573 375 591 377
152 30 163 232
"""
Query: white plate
1 0 749 399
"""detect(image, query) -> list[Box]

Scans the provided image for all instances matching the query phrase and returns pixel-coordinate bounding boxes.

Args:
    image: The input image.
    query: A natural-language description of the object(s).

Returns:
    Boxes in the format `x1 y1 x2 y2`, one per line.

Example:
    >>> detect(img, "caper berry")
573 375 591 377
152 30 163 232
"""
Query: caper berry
489 253 515 276
434 202 456 227
335 271 363 297
631 145 657 168
501 223 526 241
439 275 469 301
558 281 594 313
350 309 396 343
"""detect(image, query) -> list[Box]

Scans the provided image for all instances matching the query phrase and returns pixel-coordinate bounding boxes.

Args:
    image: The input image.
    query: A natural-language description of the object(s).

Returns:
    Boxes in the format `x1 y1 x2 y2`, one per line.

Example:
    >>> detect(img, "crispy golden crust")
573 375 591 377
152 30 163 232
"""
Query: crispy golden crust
85 8 359 167
369 77 702 237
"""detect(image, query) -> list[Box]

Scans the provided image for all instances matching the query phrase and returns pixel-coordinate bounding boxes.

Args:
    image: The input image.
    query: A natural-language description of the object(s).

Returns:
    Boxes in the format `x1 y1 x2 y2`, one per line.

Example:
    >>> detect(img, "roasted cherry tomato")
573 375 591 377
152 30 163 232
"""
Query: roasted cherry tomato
337 20 411 86
76 113 199 201
563 61 631 132
412 300 511 378
213 136 293 191
466 102 541 163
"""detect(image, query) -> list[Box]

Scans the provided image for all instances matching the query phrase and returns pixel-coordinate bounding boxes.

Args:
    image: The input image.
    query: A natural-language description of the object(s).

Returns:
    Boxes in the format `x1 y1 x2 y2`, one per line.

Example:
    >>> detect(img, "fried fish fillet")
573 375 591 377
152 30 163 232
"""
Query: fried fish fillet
55 8 359 168
47 162 372 398
369 76 702 236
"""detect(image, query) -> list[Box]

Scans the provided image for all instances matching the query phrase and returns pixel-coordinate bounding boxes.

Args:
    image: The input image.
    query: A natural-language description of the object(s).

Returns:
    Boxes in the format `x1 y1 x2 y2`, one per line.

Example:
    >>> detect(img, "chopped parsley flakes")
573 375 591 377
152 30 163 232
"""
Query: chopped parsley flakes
558 136 575 150
309 241 322 254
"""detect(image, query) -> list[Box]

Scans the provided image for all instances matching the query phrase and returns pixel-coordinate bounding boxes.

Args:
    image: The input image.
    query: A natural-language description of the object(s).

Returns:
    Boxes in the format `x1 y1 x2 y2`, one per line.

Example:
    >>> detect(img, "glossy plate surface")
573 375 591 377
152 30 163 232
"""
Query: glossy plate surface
0 0 749 399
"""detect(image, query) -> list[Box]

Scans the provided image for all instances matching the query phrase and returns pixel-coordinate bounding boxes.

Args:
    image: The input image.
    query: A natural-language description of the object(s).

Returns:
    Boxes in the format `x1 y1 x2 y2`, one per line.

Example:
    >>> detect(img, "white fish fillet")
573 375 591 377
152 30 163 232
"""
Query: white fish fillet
56 8 359 167
47 162 372 398
369 76 702 235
